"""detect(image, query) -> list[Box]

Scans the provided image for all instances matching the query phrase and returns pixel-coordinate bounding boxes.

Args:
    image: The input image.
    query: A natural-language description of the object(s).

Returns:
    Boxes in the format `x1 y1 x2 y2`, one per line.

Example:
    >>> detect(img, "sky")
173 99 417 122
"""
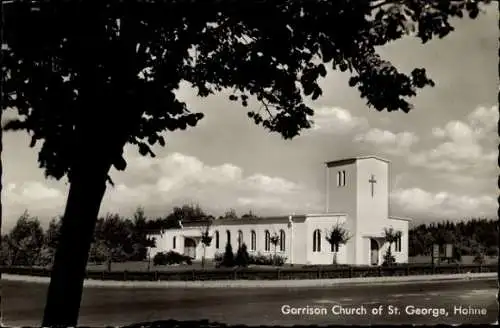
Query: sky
2 5 498 231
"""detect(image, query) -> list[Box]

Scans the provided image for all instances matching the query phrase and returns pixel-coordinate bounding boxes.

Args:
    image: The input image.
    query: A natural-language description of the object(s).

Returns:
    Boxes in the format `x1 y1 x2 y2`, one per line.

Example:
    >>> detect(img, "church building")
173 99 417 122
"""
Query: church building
148 156 410 266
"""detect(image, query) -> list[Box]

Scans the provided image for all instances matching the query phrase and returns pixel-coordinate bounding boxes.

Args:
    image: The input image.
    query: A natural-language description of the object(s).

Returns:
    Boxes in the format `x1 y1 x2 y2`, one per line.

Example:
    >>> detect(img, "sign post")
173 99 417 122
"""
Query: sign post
445 244 453 263
432 244 440 265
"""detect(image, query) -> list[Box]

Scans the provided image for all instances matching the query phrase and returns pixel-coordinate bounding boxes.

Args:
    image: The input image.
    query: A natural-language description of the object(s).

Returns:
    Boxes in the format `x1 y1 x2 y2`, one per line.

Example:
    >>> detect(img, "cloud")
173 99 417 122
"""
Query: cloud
4 182 64 204
354 129 419 155
2 182 66 229
391 187 496 220
309 106 368 134
102 152 322 217
467 105 498 135
1 153 324 229
408 105 497 172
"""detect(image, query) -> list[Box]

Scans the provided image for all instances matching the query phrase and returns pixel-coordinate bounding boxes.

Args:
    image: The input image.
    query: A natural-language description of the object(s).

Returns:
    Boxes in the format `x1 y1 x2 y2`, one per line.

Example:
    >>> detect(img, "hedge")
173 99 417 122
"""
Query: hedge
1 263 496 281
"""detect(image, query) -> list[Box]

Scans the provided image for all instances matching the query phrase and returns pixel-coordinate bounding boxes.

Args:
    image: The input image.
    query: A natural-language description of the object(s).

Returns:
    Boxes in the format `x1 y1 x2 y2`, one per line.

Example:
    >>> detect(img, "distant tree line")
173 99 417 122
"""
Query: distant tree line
1 204 496 268
1 208 154 270
144 205 259 231
408 218 498 259
0 204 257 269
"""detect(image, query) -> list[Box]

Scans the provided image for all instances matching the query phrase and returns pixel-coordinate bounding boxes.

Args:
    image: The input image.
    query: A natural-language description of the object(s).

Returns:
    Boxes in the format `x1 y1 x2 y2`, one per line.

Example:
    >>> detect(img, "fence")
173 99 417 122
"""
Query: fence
1 263 497 281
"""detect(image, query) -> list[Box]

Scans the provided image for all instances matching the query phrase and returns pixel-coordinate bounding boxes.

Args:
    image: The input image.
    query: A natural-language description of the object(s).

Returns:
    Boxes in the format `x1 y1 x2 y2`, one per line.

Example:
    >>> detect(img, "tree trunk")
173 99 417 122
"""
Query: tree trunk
0 78 3 325
41 8 139 326
42 163 110 327
107 257 112 272
147 253 151 272
202 245 206 269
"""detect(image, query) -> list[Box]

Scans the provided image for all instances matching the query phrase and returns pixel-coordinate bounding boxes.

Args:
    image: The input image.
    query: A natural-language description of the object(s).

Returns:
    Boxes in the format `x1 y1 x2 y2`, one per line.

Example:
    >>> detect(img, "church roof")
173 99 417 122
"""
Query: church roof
147 213 348 233
325 155 390 167
210 215 307 226
389 216 412 222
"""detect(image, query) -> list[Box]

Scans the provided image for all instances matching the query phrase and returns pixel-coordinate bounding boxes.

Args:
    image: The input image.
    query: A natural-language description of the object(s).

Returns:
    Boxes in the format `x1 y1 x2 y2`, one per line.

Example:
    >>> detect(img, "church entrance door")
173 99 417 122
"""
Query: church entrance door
370 238 379 265
184 238 197 259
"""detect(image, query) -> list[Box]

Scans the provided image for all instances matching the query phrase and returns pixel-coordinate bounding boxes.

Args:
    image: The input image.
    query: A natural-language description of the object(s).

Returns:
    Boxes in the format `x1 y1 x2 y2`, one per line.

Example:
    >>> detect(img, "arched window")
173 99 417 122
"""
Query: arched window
173 236 176 249
337 171 342 187
238 230 243 248
279 230 286 252
251 230 256 251
313 229 321 252
215 231 220 249
226 230 231 245
264 230 271 251
342 170 346 186
395 235 402 252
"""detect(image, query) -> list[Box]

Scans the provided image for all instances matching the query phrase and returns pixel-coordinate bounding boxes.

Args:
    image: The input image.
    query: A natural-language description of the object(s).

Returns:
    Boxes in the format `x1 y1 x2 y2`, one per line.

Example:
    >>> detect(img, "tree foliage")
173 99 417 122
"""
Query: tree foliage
222 208 239 220
221 242 235 267
6 211 45 266
200 218 213 268
129 207 156 261
94 213 134 270
326 223 351 264
39 217 63 266
146 204 209 231
1 1 492 325
269 233 280 250
241 210 258 219
326 223 351 251
3 0 492 182
235 243 250 267
383 227 402 266
409 218 498 257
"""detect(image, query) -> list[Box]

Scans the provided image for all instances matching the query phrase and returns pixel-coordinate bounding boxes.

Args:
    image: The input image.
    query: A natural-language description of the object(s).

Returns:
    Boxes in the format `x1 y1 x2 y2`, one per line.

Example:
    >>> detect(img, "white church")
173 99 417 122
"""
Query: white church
148 156 410 266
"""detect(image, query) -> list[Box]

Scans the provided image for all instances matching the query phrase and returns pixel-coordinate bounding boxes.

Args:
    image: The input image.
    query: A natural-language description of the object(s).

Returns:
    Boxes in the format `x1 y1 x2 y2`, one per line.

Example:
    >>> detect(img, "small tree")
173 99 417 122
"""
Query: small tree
235 243 250 267
43 217 62 266
325 223 351 265
8 211 45 266
383 227 402 266
130 207 155 262
241 210 258 219
222 242 235 267
223 209 238 220
94 214 133 272
0 235 13 266
269 233 280 265
472 244 486 264
200 217 214 268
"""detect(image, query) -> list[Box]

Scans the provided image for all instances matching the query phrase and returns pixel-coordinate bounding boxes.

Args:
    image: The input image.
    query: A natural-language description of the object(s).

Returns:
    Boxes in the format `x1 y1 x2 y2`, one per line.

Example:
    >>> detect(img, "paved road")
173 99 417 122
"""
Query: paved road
3 279 497 326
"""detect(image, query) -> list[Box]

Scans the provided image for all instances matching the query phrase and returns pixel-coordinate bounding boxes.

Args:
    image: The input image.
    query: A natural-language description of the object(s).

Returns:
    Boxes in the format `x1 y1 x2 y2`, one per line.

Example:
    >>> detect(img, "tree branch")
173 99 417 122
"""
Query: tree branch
370 0 402 10
259 99 276 120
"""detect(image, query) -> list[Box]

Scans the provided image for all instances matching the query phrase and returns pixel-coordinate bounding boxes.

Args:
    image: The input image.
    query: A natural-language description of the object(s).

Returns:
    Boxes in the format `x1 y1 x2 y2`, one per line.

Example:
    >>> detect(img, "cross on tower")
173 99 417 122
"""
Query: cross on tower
369 174 377 197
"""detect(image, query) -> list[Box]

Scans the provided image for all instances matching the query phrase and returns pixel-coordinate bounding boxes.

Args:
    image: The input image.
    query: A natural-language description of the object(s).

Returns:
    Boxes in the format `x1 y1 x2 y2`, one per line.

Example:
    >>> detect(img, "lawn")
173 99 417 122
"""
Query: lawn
84 256 498 273
86 260 298 272
86 260 216 272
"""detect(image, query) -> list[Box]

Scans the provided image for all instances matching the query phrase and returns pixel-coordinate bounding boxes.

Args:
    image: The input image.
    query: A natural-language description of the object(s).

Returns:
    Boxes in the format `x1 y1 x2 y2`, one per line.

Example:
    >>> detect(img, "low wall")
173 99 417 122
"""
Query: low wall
1 263 496 281
409 255 498 265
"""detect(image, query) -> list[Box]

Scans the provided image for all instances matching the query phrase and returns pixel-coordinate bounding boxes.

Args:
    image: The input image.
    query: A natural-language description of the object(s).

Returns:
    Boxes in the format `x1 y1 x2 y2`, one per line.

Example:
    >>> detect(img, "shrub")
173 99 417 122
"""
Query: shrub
235 244 250 267
153 252 168 266
153 251 192 266
271 254 287 266
36 246 54 267
485 246 498 257
382 249 396 266
248 252 268 265
247 252 286 266
214 252 223 267
473 253 485 265
221 243 235 267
